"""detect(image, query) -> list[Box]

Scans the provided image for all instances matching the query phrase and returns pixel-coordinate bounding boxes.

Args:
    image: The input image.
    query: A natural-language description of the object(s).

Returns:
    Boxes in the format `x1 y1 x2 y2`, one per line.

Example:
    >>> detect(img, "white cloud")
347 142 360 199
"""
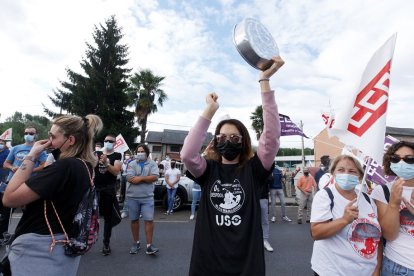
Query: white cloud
1 0 414 150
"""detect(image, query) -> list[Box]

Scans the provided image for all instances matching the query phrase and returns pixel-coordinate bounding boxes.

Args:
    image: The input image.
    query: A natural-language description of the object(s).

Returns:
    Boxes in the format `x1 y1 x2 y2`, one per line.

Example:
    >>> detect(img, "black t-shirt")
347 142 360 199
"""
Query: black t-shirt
15 158 91 236
94 152 122 190
187 154 271 276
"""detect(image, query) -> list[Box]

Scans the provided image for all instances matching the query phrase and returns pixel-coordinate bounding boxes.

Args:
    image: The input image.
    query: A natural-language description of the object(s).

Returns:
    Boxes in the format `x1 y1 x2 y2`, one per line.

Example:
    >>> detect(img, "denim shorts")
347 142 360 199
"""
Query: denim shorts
127 197 154 221
382 255 414 276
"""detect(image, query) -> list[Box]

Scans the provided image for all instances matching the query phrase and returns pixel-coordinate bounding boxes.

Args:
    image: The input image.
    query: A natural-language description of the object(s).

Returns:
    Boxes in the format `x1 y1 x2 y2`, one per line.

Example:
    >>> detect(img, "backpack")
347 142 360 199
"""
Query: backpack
45 158 99 257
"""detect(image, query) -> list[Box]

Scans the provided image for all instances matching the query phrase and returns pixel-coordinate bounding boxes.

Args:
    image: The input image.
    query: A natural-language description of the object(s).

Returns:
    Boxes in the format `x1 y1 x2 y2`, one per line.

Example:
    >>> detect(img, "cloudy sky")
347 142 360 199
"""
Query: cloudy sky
1 0 413 149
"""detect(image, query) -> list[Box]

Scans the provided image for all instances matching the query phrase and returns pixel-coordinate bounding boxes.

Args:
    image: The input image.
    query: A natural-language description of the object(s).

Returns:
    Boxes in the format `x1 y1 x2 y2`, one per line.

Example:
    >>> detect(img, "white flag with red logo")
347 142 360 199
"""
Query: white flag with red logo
330 34 397 165
113 134 130 153
0 128 12 140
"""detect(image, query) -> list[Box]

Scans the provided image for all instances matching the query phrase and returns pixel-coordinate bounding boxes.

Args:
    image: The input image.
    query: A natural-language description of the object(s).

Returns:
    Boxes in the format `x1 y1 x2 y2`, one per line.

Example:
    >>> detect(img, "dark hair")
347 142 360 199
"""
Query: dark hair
136 144 150 157
105 134 116 139
213 119 253 167
95 142 103 147
383 141 414 176
320 155 330 166
24 125 38 134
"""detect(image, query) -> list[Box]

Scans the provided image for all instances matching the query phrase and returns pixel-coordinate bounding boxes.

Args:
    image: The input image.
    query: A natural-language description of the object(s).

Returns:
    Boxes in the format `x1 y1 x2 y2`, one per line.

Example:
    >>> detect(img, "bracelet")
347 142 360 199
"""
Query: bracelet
258 78 270 83
24 155 38 163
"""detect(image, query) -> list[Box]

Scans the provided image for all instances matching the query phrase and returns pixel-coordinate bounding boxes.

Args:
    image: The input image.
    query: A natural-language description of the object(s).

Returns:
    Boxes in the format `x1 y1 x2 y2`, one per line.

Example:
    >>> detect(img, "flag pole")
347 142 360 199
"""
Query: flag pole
355 157 372 208
300 120 305 169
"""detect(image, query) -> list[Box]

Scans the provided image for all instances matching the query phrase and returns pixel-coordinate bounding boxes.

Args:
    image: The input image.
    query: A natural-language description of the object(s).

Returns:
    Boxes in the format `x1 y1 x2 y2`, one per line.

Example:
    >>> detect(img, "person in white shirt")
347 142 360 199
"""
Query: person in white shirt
310 154 382 276
371 141 414 275
164 161 181 215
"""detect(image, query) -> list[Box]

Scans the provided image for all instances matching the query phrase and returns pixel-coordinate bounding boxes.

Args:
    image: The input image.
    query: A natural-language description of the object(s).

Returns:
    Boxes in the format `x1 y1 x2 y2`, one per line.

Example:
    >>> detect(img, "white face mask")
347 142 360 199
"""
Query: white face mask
125 155 130 160
136 153 146 161
95 147 102 151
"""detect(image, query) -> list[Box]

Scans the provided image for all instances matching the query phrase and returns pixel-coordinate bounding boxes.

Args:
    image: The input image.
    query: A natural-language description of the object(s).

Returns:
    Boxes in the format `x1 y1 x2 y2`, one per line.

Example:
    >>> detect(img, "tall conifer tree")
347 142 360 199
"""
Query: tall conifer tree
45 16 137 144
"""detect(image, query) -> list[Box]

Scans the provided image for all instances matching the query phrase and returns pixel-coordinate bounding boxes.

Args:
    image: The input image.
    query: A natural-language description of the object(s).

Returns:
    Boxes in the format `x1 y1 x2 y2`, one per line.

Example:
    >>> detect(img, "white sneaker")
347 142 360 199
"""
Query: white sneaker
271 216 276 223
189 214 194 220
121 212 128 219
263 240 274 252
282 216 292 222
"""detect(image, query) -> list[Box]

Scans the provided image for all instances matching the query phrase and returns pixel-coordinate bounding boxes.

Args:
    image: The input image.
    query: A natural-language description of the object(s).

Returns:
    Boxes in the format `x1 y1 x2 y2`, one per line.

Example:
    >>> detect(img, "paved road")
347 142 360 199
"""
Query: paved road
2 204 314 276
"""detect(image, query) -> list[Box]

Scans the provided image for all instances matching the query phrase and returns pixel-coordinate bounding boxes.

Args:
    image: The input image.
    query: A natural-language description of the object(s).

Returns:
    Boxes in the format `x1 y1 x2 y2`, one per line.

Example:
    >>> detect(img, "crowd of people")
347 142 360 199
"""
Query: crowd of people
0 54 413 276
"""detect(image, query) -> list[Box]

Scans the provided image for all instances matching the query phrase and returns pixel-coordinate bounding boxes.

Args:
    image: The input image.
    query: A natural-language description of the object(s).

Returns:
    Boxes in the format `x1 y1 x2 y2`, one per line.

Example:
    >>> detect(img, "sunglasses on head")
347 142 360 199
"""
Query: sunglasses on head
104 140 115 143
24 132 35 135
215 134 243 144
390 155 414 164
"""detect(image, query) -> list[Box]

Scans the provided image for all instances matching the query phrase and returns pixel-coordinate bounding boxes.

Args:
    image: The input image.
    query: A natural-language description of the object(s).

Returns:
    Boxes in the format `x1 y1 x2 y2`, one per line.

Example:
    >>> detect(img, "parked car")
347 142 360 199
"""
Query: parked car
154 162 196 211
154 175 195 211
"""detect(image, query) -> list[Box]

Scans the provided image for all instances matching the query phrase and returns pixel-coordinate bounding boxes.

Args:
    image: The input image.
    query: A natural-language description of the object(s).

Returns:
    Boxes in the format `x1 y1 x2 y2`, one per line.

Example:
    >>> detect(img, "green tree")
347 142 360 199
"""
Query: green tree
0 112 51 145
250 105 263 140
45 15 137 145
127 69 167 143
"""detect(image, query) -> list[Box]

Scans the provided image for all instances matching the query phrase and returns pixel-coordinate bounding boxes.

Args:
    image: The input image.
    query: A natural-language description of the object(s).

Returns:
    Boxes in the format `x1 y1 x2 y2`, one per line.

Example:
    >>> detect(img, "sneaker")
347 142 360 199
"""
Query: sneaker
102 244 111 256
189 214 195 220
146 244 159 255
271 216 276 223
164 211 169 215
297 219 302 224
129 242 141 254
263 240 274 252
282 216 292 222
121 212 128 219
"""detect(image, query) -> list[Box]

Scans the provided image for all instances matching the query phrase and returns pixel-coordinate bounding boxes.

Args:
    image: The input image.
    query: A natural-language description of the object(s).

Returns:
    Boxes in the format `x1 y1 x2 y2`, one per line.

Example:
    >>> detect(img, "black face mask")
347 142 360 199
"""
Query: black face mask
304 172 309 176
50 138 69 161
215 140 242 161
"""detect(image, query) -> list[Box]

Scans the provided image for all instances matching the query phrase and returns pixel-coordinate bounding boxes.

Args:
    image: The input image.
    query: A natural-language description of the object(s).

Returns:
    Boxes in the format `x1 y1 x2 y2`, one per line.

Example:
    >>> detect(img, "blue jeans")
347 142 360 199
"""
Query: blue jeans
382 255 414 276
191 190 201 215
167 188 177 212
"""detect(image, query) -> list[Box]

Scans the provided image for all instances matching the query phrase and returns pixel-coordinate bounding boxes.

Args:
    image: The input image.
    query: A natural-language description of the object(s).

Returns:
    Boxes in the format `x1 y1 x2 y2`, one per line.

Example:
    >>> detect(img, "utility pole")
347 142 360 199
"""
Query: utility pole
300 120 305 169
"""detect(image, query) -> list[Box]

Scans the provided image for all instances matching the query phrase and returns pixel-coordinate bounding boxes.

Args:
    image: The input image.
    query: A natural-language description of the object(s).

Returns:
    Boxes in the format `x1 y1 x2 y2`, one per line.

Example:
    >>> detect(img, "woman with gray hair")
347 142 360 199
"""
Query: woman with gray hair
310 154 382 276
2 114 102 276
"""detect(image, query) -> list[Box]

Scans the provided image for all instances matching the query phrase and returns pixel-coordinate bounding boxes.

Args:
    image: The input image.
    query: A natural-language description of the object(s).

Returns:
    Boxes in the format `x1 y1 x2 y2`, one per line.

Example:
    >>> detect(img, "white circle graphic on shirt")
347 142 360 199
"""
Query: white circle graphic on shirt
210 180 245 214
348 218 381 259
400 209 414 237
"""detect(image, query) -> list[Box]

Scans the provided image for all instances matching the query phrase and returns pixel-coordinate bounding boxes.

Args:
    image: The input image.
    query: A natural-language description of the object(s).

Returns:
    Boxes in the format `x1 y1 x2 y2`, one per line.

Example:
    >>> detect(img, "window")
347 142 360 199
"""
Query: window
152 146 162 152
170 145 181 152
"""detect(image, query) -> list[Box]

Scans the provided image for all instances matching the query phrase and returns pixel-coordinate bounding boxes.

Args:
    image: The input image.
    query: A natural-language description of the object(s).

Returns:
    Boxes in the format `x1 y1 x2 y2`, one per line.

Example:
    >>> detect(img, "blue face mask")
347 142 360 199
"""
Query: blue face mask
335 174 360 191
0 144 4 150
104 142 113 151
24 134 35 143
390 161 414 180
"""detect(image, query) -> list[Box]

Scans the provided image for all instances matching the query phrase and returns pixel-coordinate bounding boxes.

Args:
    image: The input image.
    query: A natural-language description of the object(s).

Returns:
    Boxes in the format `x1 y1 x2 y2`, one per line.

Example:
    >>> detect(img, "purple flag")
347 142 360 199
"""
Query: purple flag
364 135 398 185
279 114 308 138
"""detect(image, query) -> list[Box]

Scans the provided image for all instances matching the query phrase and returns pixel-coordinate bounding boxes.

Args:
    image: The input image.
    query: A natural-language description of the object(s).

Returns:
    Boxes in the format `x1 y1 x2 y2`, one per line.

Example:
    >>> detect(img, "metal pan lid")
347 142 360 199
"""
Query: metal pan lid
233 18 279 70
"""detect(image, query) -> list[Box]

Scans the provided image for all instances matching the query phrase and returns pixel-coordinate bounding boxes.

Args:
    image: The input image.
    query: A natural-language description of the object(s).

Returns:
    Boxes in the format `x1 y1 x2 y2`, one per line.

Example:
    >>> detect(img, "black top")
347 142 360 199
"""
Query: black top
15 158 91 236
94 152 122 190
187 154 271 276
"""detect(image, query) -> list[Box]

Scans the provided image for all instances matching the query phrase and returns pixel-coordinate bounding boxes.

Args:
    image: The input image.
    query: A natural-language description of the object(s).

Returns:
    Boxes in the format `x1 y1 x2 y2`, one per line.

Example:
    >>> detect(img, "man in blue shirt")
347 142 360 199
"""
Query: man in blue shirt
1 126 47 242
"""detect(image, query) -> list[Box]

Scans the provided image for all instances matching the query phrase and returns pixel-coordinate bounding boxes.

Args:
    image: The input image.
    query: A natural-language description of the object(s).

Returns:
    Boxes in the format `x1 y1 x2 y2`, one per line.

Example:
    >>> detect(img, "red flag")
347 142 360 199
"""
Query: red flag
330 34 397 165
0 128 12 140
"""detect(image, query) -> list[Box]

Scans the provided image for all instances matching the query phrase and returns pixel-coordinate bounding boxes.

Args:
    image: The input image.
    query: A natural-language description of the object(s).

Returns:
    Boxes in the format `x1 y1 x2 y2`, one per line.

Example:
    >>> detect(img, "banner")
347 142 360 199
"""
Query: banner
279 114 308 138
114 134 130 153
0 128 12 140
330 34 397 165
360 135 398 186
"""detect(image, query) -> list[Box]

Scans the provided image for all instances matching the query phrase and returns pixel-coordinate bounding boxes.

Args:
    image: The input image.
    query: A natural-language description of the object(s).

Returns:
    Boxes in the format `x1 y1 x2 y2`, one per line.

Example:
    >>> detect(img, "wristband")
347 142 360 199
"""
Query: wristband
24 155 38 163
258 78 270 83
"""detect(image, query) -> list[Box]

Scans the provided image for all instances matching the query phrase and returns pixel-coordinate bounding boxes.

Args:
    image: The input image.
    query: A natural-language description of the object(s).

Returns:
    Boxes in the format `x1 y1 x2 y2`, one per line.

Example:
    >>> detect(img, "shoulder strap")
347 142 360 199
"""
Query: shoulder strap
362 192 371 204
381 184 390 203
324 186 334 211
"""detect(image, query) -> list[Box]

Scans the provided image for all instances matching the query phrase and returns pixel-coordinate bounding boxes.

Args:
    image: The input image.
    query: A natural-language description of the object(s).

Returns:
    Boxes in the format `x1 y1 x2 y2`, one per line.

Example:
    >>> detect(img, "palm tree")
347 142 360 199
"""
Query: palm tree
250 105 263 140
127 69 167 143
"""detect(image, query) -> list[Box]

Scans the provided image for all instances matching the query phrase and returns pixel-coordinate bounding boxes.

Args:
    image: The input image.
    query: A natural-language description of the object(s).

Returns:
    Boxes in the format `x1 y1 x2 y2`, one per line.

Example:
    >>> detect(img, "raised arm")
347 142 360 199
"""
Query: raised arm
257 56 284 170
181 93 219 178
